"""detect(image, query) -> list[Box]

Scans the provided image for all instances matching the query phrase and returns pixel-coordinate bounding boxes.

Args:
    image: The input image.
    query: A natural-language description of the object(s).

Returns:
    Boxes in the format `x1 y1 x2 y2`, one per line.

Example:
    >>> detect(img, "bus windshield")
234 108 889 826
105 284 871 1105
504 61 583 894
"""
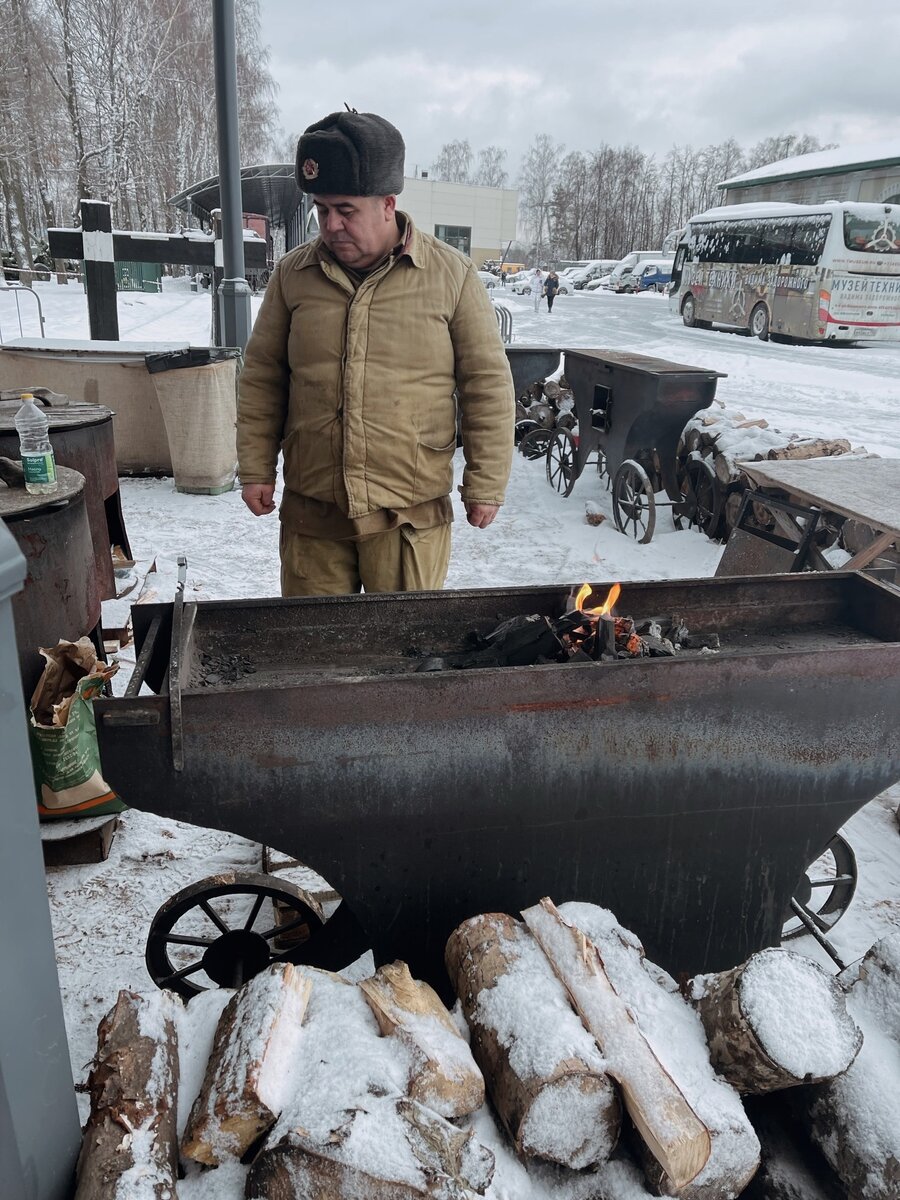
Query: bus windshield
843 211 900 254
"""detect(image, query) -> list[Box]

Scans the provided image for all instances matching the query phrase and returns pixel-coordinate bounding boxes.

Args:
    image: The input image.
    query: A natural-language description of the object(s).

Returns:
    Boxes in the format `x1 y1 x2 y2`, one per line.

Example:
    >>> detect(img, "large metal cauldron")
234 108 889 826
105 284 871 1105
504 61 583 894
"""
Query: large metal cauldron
95 572 900 993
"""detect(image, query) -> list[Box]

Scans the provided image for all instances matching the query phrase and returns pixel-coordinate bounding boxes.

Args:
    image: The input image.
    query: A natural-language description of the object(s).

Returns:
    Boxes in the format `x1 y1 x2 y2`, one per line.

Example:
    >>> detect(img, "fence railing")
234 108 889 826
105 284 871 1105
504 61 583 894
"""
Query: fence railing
0 283 46 342
493 300 513 344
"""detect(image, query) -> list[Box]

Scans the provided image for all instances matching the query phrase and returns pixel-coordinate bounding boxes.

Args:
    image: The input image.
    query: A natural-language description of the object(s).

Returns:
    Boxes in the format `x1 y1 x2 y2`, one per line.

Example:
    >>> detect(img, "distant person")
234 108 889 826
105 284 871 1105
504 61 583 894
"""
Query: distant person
237 109 514 597
544 270 560 313
531 267 544 312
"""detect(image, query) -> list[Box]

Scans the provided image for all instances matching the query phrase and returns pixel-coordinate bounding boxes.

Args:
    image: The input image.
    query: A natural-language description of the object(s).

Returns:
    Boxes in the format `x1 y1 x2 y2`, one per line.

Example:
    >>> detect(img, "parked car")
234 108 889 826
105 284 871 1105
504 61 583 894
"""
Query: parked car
613 258 674 294
511 272 575 296
476 270 498 290
585 273 613 291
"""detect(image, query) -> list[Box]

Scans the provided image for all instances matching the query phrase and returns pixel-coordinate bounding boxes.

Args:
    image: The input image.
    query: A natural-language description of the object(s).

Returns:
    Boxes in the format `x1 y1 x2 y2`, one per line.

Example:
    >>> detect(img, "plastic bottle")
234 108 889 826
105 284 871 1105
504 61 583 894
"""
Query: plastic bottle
15 392 58 495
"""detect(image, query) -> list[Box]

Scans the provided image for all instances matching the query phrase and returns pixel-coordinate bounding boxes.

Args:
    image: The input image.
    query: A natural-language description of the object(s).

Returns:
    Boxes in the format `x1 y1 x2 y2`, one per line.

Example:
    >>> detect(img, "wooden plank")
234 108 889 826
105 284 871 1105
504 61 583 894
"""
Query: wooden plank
843 529 897 571
740 458 900 537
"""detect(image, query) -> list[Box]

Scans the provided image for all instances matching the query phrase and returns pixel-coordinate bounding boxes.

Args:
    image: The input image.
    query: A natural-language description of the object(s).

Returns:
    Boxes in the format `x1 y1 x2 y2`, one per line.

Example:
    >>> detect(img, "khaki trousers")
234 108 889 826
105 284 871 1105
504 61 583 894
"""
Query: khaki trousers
280 523 451 597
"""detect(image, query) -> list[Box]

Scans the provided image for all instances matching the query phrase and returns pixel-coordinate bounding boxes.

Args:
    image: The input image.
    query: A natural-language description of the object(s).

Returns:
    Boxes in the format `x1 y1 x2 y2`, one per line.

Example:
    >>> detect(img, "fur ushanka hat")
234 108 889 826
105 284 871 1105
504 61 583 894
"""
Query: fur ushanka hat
295 111 405 196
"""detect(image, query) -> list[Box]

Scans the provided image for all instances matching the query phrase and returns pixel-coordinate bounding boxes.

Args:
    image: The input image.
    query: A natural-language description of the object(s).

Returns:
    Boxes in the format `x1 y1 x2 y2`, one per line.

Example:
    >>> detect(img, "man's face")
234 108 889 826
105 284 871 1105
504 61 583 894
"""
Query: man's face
313 195 398 269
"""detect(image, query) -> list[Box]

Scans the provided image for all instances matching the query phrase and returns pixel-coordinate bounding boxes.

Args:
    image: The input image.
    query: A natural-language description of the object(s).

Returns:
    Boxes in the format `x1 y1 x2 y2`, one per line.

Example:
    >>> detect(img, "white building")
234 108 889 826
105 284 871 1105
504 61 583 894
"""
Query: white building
304 177 519 268
718 140 900 207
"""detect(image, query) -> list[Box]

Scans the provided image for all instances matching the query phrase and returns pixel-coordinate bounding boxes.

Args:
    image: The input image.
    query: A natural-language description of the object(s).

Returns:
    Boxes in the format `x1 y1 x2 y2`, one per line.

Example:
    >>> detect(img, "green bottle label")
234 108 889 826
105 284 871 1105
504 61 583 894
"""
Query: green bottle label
22 451 58 484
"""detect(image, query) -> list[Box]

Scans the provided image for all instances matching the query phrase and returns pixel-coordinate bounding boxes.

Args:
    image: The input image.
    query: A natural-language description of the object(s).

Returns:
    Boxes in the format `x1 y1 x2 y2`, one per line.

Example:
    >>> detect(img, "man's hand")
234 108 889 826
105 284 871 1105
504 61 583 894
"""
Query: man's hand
465 503 499 529
242 483 276 516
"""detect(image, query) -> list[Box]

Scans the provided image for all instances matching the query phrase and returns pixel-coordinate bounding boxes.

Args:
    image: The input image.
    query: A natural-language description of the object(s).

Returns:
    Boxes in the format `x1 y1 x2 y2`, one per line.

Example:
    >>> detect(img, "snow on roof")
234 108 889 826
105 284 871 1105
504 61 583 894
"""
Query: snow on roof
688 200 895 223
720 140 900 188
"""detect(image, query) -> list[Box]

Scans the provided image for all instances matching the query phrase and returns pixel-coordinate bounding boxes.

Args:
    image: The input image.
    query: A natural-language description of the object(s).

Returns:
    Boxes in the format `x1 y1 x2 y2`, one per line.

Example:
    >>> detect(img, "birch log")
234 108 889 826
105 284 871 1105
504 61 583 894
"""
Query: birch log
521 898 711 1191
445 913 620 1170
690 948 862 1094
181 963 311 1165
74 990 181 1200
359 960 484 1118
245 1095 494 1199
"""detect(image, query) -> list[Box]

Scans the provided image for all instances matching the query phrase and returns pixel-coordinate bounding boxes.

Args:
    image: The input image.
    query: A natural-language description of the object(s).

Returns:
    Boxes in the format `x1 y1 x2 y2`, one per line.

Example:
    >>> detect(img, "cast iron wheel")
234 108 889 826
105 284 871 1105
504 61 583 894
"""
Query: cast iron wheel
546 428 578 497
680 455 723 538
612 459 656 543
596 448 610 489
520 427 553 460
145 871 365 998
782 834 858 940
750 302 770 341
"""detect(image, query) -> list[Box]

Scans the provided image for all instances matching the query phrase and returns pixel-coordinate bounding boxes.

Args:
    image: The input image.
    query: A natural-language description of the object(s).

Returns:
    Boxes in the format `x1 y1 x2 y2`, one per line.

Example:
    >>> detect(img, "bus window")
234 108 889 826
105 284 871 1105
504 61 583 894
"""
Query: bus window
758 221 795 265
843 211 900 254
791 215 831 266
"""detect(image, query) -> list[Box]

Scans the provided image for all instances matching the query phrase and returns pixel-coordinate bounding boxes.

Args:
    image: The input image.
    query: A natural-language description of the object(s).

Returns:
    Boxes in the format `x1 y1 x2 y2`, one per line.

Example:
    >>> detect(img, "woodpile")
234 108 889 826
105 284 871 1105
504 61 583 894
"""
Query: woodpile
76 901 889 1200
678 402 865 542
515 376 576 442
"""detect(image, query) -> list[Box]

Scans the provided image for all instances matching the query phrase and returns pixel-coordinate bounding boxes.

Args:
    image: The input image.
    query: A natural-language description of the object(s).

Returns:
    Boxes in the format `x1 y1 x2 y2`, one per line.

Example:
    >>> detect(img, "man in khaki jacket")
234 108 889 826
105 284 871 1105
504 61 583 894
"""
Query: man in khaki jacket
237 110 514 596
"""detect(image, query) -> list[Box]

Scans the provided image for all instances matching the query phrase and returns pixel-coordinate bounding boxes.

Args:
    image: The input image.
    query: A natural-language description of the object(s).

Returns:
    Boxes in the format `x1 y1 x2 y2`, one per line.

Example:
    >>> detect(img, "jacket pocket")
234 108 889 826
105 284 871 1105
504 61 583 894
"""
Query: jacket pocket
413 436 457 503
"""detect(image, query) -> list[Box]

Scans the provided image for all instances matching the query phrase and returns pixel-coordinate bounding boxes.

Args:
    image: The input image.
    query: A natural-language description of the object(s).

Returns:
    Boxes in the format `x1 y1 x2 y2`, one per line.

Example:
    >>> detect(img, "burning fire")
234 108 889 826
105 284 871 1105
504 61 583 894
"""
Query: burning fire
574 582 621 617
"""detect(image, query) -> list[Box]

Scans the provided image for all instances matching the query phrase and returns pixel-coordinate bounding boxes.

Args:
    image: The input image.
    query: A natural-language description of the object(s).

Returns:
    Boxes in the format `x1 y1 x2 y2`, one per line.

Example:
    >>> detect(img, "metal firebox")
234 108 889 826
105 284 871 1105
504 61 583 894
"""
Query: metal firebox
95 573 900 991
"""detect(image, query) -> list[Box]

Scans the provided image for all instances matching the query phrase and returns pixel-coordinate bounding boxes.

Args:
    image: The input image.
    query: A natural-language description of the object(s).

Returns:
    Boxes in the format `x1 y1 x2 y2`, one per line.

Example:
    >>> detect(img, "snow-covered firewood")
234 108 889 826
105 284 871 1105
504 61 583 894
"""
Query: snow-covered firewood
690 948 862 1095
74 989 181 1200
766 438 852 461
181 963 311 1165
245 1095 494 1199
359 960 484 1119
444 912 620 1170
795 932 900 1199
551 902 761 1200
522 899 713 1192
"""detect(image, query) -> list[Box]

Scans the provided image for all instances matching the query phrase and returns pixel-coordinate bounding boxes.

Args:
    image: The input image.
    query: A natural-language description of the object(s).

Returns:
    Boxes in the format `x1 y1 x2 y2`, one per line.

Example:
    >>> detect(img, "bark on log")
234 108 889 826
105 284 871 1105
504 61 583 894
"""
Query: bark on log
793 937 900 1200
74 990 181 1200
245 1095 494 1199
714 452 742 487
690 948 862 1094
182 963 312 1166
542 379 561 402
445 913 620 1170
766 438 851 461
359 960 484 1119
684 428 704 455
521 899 711 1191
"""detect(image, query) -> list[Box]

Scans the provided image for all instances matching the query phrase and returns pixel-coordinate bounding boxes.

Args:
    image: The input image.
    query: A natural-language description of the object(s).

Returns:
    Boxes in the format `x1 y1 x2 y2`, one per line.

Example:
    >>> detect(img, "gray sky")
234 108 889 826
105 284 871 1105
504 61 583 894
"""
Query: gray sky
257 0 897 174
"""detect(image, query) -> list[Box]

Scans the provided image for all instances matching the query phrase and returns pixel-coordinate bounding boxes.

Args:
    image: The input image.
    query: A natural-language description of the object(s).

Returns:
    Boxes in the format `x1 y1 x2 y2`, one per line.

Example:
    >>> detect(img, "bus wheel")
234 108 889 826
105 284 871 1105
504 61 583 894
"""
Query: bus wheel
750 303 770 341
681 295 698 327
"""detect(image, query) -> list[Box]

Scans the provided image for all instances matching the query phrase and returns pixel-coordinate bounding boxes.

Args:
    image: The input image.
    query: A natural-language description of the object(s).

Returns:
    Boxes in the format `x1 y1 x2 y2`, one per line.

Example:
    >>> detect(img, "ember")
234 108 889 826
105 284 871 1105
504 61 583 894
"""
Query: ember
455 584 719 668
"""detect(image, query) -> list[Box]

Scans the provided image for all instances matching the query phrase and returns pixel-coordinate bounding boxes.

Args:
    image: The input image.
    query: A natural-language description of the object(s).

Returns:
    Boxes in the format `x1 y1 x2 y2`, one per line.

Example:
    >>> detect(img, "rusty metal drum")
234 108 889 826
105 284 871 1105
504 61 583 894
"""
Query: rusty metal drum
0 466 101 700
0 394 131 600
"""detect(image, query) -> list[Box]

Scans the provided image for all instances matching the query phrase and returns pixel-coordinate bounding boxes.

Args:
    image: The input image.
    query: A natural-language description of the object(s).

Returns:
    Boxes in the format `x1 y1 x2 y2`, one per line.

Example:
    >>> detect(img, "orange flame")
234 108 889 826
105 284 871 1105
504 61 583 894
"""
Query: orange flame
574 582 621 617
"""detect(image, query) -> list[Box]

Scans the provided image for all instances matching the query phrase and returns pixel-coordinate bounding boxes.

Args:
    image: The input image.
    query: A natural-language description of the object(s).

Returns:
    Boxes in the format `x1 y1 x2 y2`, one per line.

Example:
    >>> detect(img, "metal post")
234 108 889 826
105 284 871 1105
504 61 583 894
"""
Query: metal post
212 0 252 350
0 524 81 1199
81 199 119 341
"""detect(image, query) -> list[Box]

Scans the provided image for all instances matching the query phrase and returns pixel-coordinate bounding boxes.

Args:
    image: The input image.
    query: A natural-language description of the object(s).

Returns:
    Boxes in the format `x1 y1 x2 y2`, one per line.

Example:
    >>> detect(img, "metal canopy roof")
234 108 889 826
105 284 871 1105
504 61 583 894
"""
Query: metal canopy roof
168 163 302 227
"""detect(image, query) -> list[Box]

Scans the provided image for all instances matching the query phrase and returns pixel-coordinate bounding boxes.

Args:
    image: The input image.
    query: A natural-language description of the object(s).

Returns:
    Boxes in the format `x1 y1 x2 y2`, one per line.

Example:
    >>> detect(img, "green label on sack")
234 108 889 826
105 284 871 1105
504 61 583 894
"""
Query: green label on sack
22 451 57 484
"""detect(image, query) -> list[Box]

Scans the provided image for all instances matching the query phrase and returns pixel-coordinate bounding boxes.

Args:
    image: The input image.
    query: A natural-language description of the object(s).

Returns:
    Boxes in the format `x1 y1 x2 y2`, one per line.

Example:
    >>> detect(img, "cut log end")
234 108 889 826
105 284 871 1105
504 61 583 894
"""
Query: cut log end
518 1070 620 1170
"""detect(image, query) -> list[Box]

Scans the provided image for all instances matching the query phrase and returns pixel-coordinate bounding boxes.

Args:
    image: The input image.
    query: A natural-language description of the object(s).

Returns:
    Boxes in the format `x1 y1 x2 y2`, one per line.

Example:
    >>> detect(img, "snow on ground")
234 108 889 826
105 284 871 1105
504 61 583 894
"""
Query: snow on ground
14 279 900 1197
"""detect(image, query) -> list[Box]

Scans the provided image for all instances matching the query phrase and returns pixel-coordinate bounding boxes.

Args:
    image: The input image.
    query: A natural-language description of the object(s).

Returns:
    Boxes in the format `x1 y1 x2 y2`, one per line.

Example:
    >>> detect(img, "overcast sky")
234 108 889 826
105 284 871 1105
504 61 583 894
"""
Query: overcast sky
257 0 897 176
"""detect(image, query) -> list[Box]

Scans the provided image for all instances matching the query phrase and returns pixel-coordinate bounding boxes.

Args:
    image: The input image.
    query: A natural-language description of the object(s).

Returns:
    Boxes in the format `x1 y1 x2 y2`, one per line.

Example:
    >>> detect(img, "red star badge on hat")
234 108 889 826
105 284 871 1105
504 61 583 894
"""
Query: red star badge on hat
301 158 319 181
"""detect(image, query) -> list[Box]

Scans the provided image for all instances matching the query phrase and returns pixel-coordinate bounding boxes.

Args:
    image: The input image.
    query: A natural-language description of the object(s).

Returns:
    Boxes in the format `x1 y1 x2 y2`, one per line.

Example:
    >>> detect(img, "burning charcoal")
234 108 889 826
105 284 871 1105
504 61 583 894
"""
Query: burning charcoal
565 648 595 664
642 636 676 657
468 613 565 667
683 632 721 650
597 615 617 658
624 633 645 656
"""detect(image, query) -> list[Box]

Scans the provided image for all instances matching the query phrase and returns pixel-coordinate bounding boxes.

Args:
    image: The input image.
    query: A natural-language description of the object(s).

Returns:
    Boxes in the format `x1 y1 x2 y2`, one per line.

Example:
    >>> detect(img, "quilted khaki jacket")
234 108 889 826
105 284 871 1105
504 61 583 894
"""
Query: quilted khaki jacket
237 216 514 521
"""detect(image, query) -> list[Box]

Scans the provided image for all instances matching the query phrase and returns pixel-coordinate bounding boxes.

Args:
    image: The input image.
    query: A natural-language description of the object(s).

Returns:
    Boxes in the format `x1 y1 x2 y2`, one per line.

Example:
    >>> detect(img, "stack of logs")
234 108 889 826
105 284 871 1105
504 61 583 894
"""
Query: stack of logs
514 377 576 442
73 902 898 1200
677 402 863 542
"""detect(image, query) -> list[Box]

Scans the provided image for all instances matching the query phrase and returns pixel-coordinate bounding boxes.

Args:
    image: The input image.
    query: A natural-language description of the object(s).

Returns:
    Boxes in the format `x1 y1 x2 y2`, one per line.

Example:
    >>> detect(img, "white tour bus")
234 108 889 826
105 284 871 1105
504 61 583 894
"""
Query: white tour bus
668 201 900 343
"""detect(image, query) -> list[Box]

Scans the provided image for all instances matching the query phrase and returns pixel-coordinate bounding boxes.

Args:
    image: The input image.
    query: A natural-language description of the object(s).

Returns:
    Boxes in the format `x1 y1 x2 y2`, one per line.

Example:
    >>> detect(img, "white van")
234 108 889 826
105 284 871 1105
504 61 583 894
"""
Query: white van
604 251 664 289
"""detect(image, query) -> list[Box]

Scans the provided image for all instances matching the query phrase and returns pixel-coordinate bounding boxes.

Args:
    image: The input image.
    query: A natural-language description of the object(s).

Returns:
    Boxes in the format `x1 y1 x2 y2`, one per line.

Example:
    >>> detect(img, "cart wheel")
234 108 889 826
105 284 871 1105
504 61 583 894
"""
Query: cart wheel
520 427 553 460
515 417 539 445
782 834 858 940
145 872 365 998
546 429 578 497
680 456 723 538
612 459 656 543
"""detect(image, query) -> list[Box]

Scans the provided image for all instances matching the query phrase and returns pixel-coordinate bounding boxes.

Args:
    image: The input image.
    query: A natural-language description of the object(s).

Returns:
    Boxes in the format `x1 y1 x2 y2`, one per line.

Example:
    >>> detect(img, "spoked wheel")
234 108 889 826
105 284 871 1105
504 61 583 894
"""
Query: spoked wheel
679 455 723 538
612 459 656 543
782 834 858 940
546 428 578 497
145 871 366 998
520 427 553 460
